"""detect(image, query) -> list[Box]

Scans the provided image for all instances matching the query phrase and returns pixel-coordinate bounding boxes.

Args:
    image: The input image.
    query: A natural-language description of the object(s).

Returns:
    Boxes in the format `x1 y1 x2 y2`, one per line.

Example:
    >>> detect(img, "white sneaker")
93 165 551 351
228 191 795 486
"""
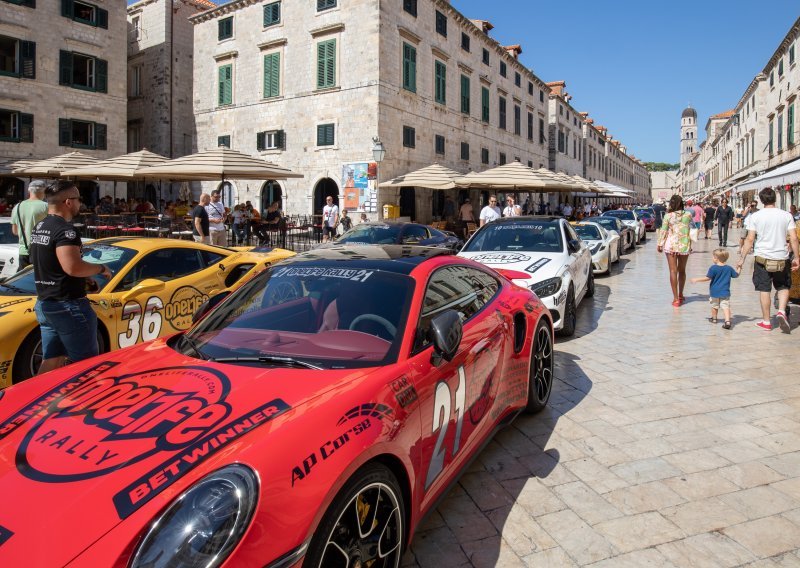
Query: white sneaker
776 311 791 334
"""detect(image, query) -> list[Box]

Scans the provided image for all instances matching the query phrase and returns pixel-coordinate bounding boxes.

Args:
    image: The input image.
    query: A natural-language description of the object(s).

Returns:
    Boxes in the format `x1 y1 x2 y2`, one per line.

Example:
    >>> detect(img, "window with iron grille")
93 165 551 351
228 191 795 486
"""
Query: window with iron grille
481 147 489 164
499 96 506 130
317 123 335 146
461 32 470 52
317 0 336 12
435 10 447 36
218 16 233 40
461 142 469 160
403 125 415 148
403 0 417 16
460 74 470 114
435 134 445 155
0 108 33 143
263 1 280 27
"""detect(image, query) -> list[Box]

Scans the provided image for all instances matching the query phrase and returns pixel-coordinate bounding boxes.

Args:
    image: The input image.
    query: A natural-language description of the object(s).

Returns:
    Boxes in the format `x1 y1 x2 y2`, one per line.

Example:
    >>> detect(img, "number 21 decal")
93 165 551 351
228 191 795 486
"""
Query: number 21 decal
425 365 466 489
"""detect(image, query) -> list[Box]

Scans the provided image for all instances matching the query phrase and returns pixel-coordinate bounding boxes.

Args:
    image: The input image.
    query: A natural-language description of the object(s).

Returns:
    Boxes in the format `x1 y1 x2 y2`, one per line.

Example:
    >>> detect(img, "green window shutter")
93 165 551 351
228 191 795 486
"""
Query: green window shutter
61 0 73 18
19 113 33 143
789 105 795 145
263 52 280 98
20 41 35 79
276 129 285 149
263 2 280 26
217 135 230 148
59 118 71 146
317 124 334 146
402 43 416 92
256 131 265 151
95 58 107 93
94 122 107 150
317 39 336 89
96 7 108 28
460 74 470 114
218 17 233 41
59 50 73 86
435 61 446 104
481 87 489 122
218 64 232 105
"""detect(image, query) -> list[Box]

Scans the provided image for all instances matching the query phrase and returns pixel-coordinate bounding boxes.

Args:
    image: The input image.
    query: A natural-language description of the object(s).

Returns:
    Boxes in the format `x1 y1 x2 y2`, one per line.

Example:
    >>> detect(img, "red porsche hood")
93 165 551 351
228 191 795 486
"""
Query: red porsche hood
0 339 358 566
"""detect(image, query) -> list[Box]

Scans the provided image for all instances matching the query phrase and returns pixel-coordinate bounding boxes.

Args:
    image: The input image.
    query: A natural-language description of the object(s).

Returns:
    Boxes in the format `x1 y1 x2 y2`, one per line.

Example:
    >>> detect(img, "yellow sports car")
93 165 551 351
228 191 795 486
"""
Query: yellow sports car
0 238 294 386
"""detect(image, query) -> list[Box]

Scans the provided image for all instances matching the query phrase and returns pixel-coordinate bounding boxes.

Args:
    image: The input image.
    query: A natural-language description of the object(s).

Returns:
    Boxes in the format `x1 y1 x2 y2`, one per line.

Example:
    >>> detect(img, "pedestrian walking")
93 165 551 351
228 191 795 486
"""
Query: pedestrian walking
503 195 521 217
715 198 734 246
703 202 716 239
30 180 112 375
691 248 741 330
206 190 228 246
479 195 501 226
738 201 759 252
192 193 211 244
339 209 353 233
657 194 692 307
10 179 48 272
322 195 339 243
737 187 800 332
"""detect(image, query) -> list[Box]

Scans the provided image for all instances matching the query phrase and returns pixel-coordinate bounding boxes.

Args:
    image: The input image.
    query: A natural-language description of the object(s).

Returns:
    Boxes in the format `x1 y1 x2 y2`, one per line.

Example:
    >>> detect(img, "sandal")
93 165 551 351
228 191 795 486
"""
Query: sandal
672 299 682 307
708 317 718 323
722 321 732 330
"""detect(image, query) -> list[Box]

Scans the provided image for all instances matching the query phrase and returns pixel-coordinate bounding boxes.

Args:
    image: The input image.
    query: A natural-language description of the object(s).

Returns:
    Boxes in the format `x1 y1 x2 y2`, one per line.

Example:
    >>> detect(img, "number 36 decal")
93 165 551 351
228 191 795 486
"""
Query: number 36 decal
118 296 164 348
425 366 466 489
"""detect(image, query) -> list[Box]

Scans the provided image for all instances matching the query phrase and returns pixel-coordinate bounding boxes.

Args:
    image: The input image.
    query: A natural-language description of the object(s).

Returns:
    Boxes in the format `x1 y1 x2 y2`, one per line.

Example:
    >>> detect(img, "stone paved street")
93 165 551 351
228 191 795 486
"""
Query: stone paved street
403 235 800 567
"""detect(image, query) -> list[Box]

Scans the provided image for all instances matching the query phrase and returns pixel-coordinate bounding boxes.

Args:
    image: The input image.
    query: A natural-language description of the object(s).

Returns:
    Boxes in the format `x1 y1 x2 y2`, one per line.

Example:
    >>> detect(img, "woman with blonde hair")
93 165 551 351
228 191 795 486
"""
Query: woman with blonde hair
657 194 692 306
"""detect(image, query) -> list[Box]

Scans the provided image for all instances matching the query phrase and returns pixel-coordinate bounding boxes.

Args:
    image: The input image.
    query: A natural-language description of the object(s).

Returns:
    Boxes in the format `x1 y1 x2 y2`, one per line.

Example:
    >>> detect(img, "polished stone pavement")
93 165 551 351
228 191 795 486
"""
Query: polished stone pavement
403 234 800 567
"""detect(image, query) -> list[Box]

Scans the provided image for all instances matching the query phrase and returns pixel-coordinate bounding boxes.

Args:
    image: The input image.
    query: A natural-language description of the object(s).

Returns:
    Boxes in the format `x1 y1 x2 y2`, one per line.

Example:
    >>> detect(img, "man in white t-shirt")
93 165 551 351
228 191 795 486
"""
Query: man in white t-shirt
322 196 339 242
737 187 800 332
205 190 228 246
562 203 573 218
479 196 501 226
502 195 521 217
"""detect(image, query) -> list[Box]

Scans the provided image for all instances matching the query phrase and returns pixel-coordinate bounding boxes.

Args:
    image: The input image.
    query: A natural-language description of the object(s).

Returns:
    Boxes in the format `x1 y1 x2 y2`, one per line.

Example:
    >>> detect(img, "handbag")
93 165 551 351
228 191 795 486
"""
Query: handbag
689 227 698 242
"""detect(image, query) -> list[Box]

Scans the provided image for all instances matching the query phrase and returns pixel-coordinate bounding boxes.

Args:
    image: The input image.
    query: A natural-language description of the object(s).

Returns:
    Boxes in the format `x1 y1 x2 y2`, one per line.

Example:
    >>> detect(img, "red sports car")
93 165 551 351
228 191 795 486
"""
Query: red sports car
0 245 553 567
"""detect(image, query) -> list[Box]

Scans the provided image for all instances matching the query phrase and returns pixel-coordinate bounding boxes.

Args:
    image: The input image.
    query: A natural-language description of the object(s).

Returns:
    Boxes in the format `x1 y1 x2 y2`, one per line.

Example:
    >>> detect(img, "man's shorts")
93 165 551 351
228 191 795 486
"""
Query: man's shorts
752 260 792 292
709 296 730 310
34 298 98 362
694 221 703 229
322 224 336 238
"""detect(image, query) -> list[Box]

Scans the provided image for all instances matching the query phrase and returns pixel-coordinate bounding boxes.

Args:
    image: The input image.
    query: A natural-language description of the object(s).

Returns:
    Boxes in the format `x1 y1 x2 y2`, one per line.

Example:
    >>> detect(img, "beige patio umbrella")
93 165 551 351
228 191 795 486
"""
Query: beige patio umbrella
60 149 169 180
12 151 99 176
136 147 303 181
455 161 571 191
378 163 465 190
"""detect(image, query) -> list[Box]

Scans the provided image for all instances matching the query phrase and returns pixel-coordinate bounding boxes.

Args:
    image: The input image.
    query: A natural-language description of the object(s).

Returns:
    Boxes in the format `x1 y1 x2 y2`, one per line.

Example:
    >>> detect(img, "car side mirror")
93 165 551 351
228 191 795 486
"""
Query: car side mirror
192 290 231 324
430 309 462 366
121 278 165 303
568 239 581 253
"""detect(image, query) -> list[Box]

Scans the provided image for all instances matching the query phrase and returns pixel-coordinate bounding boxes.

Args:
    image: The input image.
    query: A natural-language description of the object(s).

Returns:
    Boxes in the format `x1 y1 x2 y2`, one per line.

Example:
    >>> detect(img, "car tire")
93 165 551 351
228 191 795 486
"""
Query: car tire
305 463 405 568
586 270 595 297
556 286 576 337
616 241 623 262
526 318 554 413
12 326 107 385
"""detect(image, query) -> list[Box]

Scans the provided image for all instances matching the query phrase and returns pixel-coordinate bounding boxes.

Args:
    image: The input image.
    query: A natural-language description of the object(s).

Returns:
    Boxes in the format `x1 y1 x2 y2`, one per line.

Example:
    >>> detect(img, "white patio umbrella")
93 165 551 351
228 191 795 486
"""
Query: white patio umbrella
378 163 466 190
454 161 571 191
60 149 169 180
136 147 303 181
12 151 99 176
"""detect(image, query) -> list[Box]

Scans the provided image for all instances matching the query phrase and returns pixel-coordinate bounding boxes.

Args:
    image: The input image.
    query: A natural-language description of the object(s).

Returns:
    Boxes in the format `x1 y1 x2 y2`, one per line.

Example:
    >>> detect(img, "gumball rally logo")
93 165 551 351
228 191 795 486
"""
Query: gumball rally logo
165 286 209 330
16 366 232 482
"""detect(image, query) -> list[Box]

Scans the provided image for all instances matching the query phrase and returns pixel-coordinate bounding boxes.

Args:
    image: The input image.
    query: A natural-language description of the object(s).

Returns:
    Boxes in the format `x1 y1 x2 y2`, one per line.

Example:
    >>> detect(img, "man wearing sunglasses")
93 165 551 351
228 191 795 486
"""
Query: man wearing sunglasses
30 181 112 374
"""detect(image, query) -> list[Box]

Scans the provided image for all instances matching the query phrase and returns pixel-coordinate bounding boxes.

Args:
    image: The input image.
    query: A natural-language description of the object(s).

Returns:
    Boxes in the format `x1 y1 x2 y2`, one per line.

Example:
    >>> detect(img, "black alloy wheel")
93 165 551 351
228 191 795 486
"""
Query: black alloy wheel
306 464 405 568
586 270 595 297
557 286 576 337
526 319 554 413
13 327 106 383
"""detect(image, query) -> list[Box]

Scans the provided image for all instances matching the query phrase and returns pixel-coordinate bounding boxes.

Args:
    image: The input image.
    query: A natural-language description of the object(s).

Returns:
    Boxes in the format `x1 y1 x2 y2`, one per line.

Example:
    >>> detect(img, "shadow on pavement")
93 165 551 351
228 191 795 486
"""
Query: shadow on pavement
405 352 593 566
556 281 611 343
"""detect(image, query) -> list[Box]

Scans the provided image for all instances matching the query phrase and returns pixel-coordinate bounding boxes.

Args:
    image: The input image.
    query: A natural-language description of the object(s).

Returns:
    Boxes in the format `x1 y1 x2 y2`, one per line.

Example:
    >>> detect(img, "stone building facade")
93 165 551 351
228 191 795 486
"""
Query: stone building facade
0 0 126 202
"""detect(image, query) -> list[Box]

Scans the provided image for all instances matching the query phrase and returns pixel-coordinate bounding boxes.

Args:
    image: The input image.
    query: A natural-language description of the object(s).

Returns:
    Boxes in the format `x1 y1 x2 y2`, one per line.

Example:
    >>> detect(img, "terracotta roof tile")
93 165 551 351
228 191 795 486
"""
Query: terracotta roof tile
711 109 735 119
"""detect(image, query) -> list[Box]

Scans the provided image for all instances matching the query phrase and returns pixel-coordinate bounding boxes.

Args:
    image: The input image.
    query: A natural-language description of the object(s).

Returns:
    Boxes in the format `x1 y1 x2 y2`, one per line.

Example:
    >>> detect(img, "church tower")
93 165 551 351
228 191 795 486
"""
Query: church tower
680 106 697 170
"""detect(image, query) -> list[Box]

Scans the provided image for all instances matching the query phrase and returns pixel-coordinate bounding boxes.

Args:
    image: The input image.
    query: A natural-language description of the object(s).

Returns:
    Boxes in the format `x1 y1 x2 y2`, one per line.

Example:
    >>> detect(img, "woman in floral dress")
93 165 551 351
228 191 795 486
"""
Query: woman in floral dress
657 194 692 306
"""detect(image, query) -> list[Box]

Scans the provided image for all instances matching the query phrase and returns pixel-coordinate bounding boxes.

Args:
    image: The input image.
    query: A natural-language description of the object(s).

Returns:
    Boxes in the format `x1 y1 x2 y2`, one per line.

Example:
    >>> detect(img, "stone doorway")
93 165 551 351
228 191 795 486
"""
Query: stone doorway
313 178 339 214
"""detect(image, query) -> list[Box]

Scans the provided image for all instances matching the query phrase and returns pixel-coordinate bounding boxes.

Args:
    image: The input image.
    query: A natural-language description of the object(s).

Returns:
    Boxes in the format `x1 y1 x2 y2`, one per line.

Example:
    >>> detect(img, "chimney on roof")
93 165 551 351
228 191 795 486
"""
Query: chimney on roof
471 19 494 35
545 81 566 97
504 44 522 59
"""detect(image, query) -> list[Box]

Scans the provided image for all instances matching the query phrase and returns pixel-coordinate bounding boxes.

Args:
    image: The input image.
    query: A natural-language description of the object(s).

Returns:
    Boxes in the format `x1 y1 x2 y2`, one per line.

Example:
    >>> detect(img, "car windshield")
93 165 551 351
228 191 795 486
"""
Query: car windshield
183 263 415 369
337 224 402 245
575 225 602 240
0 223 15 244
462 221 563 252
0 243 136 295
604 210 635 221
588 218 618 231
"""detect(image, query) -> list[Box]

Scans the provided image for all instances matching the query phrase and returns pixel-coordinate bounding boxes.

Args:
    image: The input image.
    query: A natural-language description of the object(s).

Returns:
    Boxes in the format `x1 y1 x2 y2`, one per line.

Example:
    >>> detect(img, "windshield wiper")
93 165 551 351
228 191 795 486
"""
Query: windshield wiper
181 334 210 361
211 354 322 370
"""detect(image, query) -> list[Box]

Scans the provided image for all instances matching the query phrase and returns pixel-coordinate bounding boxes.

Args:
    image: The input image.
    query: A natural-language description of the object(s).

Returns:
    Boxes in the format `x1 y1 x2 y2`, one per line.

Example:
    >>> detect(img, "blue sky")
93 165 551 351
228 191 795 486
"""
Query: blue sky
452 0 798 163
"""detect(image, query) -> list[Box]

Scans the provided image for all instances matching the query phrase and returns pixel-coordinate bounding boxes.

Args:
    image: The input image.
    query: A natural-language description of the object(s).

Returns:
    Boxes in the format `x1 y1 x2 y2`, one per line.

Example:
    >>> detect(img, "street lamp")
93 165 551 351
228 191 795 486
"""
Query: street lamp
372 137 385 163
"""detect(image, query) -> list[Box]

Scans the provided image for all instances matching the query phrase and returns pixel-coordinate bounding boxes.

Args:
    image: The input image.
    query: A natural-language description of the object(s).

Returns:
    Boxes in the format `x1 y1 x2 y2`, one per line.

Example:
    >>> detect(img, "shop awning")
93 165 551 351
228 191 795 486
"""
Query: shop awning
735 157 800 192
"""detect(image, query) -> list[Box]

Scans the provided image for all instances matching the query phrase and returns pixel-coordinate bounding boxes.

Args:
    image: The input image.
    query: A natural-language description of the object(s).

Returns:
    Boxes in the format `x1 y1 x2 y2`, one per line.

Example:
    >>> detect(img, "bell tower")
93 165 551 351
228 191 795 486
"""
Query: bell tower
680 106 697 170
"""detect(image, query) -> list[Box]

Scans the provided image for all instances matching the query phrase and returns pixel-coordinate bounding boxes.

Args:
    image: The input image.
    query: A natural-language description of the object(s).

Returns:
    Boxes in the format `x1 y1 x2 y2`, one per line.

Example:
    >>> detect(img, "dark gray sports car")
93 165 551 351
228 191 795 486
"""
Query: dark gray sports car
322 221 464 251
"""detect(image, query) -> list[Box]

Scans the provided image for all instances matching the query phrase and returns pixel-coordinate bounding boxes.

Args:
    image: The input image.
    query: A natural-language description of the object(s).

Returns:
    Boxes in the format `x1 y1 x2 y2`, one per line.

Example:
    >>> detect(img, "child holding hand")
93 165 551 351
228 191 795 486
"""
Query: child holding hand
691 248 741 330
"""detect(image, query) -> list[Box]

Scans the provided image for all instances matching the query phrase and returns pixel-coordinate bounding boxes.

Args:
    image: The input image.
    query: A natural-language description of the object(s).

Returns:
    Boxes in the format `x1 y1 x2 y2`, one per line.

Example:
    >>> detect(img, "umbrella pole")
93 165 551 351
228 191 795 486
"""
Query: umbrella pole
113 181 117 202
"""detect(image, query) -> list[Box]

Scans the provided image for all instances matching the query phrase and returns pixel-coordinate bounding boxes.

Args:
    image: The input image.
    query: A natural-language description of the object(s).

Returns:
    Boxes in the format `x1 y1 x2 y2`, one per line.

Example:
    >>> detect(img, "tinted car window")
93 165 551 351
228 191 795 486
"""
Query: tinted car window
604 210 635 221
116 248 205 291
337 224 403 245
201 250 226 266
402 225 429 242
589 217 621 232
415 265 499 351
462 221 563 252
0 223 15 244
575 225 602 240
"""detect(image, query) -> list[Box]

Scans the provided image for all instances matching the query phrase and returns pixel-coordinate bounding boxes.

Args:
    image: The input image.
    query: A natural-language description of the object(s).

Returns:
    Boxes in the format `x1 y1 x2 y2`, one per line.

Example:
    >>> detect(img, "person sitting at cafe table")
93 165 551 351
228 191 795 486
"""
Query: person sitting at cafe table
255 201 282 245
95 195 114 215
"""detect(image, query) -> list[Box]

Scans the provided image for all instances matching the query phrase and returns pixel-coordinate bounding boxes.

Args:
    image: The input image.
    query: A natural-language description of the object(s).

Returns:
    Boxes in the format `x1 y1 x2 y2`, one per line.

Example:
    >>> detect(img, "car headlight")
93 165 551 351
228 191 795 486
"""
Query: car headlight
130 464 259 568
531 277 562 298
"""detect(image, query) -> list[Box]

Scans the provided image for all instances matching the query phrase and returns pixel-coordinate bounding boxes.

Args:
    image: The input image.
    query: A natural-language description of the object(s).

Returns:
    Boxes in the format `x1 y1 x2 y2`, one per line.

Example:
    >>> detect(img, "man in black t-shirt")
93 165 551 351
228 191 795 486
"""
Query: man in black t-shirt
704 203 716 239
715 198 734 247
30 181 112 374
192 193 211 244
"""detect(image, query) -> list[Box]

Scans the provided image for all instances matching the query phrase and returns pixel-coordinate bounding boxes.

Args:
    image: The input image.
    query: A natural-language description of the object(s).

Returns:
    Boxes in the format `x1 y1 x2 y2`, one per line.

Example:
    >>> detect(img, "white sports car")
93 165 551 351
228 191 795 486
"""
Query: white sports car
602 209 645 243
574 221 620 274
459 216 593 336
0 218 20 278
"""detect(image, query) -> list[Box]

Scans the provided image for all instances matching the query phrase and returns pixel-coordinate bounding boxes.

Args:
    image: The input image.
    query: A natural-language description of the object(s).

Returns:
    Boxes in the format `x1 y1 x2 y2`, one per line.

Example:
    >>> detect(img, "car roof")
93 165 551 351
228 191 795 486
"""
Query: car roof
87 237 233 253
282 245 453 274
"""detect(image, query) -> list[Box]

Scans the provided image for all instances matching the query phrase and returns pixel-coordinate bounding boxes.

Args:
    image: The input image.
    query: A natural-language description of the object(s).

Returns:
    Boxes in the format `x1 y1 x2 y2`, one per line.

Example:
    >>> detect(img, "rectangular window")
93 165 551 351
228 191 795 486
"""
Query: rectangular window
514 72 520 87
3 0 36 8
514 104 520 135
499 61 507 77
498 96 506 130
435 134 445 155
402 43 416 92
403 125 415 148
316 39 336 89
317 123 335 146
789 104 795 145
62 0 108 28
59 118 105 149
778 59 784 77
461 32 470 52
218 16 233 41
217 135 231 148
499 152 506 165
481 87 489 123
528 81 533 96
778 112 784 150
435 10 447 36
434 60 446 104
0 35 35 79
460 74 470 114
558 129 564 153
769 119 774 154
129 64 141 96
131 15 141 39
218 63 232 105
770 71 774 87
0 108 33 142
263 52 280 98
539 89 544 103
460 142 469 160
317 0 336 11
791 44 796 65
403 0 417 17
256 129 285 151
527 111 533 141
59 50 107 92
127 121 141 152
481 147 489 164
263 1 280 27
482 48 489 65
